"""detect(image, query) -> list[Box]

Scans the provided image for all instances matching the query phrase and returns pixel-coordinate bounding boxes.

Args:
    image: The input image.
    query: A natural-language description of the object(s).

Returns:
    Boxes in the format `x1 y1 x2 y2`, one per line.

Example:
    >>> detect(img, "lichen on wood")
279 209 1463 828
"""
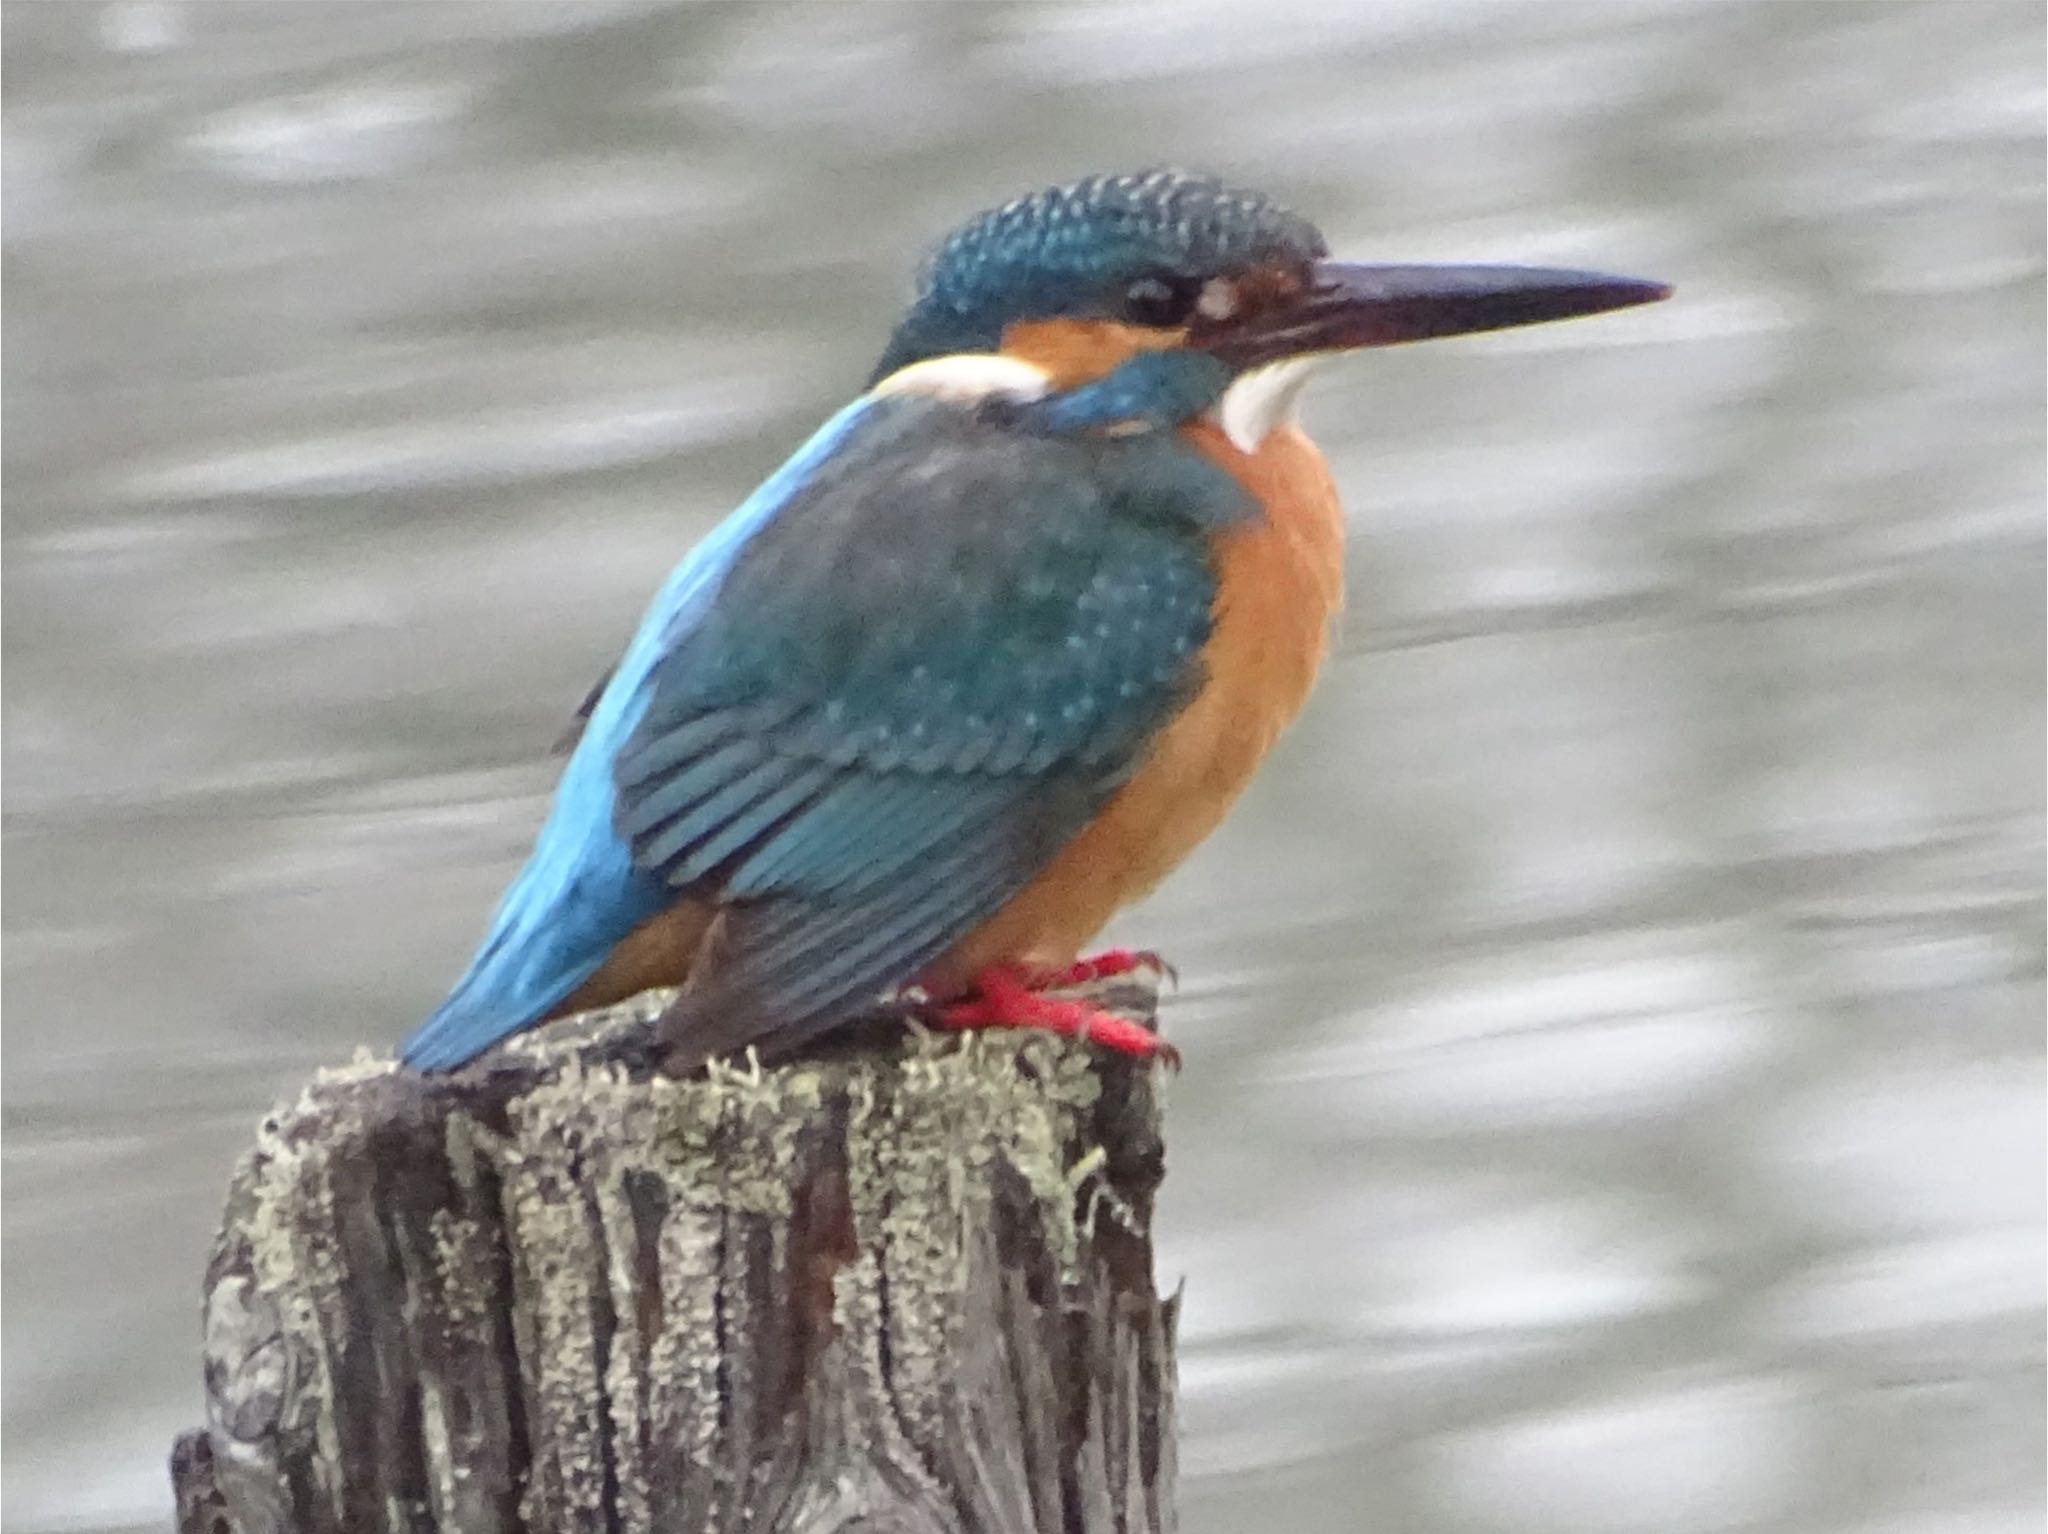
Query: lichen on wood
172 978 1178 1534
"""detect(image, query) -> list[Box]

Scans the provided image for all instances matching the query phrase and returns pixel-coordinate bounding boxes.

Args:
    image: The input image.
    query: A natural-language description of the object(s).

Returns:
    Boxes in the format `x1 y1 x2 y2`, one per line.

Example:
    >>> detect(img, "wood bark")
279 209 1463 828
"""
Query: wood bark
170 978 1177 1534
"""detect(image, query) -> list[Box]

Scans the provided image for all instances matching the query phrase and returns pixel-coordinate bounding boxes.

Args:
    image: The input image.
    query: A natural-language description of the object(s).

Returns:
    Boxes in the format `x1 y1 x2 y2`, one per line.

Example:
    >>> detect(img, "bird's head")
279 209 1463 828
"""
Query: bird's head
871 169 1668 452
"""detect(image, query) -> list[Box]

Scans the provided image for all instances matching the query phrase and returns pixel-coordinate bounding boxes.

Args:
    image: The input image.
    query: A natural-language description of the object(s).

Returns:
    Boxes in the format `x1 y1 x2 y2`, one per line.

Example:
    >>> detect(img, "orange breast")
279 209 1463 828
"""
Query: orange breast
930 417 1344 991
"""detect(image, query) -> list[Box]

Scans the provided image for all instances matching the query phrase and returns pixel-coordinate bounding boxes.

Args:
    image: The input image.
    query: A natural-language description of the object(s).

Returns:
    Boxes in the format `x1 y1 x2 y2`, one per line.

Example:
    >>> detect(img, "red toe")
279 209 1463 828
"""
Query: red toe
932 967 1179 1066
1037 948 1173 988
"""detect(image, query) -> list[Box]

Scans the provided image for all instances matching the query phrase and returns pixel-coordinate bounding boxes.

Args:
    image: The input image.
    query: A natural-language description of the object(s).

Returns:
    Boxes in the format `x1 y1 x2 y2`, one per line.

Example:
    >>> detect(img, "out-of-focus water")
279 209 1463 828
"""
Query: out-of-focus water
4 3 2042 1530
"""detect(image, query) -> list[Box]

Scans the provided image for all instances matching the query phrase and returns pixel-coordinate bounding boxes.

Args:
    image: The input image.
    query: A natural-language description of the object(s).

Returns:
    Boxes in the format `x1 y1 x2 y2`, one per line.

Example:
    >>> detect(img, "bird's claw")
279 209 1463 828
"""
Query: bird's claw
1030 948 1178 989
931 966 1179 1068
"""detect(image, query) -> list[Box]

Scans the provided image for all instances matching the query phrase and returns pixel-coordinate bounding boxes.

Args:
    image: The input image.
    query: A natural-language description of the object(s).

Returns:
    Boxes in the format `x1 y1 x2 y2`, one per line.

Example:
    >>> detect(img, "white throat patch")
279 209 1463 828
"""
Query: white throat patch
871 353 1052 405
1215 357 1321 454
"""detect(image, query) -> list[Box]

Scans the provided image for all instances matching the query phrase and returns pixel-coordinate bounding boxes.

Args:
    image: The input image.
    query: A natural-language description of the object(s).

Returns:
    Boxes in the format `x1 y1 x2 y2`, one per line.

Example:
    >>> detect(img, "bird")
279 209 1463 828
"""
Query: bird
400 168 1668 1074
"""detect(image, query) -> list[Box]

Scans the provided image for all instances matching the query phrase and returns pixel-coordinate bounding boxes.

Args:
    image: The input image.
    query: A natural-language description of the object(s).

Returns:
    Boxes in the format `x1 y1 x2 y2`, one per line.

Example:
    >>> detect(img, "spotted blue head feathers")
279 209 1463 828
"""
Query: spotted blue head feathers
870 169 1329 382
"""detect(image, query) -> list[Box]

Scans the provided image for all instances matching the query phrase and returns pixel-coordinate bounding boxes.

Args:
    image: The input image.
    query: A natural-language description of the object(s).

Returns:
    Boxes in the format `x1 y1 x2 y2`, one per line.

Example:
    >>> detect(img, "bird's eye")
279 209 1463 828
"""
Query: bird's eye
1121 272 1203 328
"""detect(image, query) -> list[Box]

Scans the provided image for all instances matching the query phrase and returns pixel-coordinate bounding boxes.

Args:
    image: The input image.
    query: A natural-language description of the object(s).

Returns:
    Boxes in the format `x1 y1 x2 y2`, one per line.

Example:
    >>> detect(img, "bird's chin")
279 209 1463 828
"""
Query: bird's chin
1214 356 1324 455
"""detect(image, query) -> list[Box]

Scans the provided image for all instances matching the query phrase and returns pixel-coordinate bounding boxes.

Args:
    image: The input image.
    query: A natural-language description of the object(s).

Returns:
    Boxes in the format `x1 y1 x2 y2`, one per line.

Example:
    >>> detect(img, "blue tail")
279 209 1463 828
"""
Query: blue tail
401 751 668 1071
402 397 879 1070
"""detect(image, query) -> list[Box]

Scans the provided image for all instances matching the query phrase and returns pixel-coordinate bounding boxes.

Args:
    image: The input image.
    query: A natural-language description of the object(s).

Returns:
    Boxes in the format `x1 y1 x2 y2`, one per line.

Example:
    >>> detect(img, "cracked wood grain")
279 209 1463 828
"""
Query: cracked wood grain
171 980 1178 1534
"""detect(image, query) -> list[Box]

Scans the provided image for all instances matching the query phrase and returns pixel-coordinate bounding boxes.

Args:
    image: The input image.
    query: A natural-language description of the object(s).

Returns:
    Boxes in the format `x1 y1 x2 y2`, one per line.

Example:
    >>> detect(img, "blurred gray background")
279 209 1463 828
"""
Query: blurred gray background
4 2 2043 1530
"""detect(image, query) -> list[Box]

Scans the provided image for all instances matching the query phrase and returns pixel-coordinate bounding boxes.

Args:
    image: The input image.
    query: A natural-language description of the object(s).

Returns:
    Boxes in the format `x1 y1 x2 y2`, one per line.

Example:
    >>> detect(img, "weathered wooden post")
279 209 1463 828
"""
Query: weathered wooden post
170 976 1178 1534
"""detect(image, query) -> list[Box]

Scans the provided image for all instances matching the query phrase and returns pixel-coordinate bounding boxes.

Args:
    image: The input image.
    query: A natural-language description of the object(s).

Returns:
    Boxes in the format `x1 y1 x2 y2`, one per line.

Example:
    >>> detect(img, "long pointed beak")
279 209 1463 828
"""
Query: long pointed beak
1196 260 1671 369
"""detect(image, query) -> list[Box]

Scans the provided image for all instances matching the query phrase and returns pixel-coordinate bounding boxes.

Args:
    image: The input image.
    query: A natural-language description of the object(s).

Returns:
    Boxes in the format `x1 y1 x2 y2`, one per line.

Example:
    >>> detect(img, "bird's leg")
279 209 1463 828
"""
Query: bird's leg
932 965 1180 1066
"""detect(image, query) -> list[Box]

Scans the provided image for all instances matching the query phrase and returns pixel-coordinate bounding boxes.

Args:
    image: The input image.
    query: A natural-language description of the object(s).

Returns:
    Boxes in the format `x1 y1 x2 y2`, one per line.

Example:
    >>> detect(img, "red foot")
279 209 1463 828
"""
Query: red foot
933 966 1180 1067
1031 948 1176 988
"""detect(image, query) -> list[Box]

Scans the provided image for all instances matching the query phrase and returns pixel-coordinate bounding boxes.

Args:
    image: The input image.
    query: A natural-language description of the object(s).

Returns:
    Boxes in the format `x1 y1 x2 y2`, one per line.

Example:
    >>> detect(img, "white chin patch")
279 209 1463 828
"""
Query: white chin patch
872 353 1051 404
1216 357 1321 454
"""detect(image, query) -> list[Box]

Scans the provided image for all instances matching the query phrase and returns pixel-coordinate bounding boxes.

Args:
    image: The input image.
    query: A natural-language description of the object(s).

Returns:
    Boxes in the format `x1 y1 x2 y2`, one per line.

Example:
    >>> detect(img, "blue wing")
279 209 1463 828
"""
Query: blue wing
403 384 1250 1071
401 397 878 1070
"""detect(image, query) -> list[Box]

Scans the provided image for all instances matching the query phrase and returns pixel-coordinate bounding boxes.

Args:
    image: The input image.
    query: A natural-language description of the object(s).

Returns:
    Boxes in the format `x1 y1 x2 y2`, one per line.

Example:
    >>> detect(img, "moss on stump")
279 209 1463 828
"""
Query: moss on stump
173 977 1177 1534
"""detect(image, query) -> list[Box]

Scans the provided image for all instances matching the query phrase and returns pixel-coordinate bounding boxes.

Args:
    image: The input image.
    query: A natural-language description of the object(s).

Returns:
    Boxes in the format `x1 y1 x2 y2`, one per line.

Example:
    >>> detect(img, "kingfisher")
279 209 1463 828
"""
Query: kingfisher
401 169 1668 1074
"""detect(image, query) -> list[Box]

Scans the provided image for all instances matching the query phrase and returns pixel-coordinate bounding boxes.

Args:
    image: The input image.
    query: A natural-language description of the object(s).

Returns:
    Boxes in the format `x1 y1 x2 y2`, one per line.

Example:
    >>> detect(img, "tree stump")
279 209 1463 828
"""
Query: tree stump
169 977 1178 1534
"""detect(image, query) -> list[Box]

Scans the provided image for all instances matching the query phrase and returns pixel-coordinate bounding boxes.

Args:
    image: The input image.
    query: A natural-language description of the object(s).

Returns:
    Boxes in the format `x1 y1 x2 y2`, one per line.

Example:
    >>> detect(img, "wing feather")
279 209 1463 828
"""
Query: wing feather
610 387 1249 1060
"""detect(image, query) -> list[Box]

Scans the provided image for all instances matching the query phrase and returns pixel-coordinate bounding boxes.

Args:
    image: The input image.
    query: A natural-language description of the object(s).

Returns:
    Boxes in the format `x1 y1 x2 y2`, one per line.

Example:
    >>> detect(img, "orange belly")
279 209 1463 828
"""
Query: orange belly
927 418 1344 991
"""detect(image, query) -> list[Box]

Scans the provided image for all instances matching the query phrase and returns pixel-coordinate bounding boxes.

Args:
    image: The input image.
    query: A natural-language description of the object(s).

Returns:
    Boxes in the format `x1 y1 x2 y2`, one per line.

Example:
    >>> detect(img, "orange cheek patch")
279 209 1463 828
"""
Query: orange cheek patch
999 317 1186 390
